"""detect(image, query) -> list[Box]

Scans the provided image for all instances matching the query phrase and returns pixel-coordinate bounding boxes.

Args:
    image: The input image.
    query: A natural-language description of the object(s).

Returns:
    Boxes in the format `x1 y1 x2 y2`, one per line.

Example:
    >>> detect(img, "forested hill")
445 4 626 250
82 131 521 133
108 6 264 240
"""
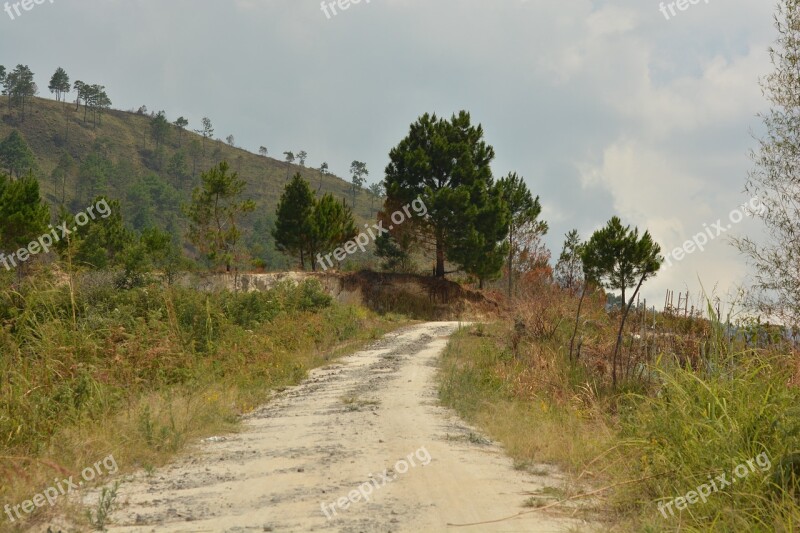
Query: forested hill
0 95 378 269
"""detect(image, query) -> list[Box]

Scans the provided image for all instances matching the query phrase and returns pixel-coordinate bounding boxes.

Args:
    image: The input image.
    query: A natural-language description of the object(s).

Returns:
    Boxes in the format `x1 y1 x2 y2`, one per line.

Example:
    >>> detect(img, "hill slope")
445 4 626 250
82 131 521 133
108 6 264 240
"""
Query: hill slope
0 97 381 269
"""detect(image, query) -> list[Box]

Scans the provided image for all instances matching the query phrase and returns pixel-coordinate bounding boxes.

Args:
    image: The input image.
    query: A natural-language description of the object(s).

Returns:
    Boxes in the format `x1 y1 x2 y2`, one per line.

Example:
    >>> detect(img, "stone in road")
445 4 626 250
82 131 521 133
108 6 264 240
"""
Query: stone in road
105 322 588 532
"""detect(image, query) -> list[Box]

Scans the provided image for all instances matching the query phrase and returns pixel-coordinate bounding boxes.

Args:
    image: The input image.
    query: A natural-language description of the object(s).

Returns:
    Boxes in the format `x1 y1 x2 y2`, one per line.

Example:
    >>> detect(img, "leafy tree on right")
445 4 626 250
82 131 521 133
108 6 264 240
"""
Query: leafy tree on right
734 0 800 326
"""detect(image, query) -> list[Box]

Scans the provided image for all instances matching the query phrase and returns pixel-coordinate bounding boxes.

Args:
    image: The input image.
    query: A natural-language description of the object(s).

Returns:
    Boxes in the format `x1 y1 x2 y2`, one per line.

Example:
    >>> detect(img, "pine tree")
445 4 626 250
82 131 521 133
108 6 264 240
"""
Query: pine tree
0 171 49 274
48 67 71 103
273 173 315 269
554 229 583 291
0 130 35 178
384 111 500 278
185 161 255 272
498 172 544 296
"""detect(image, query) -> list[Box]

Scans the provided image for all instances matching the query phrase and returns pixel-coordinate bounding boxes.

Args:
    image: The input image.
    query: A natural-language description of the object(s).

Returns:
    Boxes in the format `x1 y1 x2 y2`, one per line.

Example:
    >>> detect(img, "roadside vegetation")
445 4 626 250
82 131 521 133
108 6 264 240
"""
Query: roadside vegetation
440 280 800 531
0 270 406 530
439 2 800 531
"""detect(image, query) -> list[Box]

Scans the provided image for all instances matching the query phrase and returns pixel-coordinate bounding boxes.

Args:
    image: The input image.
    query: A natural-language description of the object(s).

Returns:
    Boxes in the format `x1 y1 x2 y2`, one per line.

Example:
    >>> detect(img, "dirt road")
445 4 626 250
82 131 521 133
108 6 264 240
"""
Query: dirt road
105 322 589 532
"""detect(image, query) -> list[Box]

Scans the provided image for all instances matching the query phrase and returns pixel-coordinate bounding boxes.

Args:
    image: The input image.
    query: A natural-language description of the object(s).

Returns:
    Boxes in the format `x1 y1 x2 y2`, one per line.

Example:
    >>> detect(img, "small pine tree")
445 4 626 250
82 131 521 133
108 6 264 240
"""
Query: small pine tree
0 130 35 178
272 173 315 269
185 161 255 272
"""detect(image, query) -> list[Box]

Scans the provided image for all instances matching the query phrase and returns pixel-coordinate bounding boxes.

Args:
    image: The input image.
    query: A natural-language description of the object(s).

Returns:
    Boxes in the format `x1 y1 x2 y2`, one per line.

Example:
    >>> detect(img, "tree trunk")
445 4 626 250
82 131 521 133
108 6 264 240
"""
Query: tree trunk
507 225 514 298
612 274 646 389
435 237 445 278
569 281 589 362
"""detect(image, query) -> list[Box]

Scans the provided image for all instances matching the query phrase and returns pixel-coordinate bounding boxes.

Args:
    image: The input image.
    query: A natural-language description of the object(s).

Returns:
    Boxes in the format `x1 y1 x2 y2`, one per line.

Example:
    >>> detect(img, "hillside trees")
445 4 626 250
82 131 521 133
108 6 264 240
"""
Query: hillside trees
185 161 255 272
167 151 189 188
273 174 357 271
55 198 131 269
259 146 268 157
283 151 295 180
73 80 85 111
188 139 202 179
0 66 5 103
307 194 357 271
5 65 37 120
298 150 308 166
0 172 49 274
150 111 170 150
0 130 35 178
350 161 368 208
735 0 800 325
51 152 76 204
196 117 214 155
174 117 189 147
77 151 113 204
368 181 384 214
272 174 314 269
384 111 507 280
48 67 70 103
74 82 111 126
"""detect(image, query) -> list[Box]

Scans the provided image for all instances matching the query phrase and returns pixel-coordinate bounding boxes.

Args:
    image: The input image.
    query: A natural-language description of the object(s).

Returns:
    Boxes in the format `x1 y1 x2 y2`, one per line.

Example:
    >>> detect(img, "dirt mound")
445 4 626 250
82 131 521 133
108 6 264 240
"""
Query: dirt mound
339 271 499 320
179 270 500 320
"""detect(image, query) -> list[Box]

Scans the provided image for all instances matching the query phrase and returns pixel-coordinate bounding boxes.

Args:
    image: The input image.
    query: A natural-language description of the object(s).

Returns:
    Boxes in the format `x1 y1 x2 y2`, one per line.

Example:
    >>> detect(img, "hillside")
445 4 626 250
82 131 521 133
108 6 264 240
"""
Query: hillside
0 96 381 269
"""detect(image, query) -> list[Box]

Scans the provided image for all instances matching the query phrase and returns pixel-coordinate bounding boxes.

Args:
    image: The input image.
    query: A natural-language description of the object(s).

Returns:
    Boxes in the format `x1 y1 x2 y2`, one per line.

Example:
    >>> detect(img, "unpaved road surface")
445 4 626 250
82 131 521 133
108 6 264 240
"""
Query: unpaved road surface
105 322 589 532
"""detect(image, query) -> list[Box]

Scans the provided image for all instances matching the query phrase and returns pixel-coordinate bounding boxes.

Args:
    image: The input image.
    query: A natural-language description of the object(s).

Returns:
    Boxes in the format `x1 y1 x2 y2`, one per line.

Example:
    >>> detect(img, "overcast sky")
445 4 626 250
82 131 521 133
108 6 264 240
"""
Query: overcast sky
0 0 778 310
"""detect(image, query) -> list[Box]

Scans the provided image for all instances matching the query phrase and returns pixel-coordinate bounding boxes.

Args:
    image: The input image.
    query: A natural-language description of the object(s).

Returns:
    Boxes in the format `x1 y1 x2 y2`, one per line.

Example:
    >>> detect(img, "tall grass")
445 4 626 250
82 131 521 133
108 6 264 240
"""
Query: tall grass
438 282 800 531
0 270 403 530
612 306 800 531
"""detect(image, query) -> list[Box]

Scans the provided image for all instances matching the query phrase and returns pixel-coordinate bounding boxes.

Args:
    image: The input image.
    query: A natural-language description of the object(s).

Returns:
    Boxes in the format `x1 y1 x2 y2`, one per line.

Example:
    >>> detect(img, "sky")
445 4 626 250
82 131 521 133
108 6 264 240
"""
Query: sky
0 0 780 311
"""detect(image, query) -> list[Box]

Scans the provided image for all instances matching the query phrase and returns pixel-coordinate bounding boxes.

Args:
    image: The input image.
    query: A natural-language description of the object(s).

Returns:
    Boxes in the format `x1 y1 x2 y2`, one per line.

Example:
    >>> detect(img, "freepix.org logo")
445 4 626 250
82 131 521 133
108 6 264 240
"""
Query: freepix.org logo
4 0 54 21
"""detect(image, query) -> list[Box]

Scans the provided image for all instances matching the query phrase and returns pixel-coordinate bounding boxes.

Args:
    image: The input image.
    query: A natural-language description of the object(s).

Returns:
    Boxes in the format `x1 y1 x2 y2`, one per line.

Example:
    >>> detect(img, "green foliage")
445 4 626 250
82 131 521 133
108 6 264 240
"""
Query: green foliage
5 64 36 120
448 179 510 287
125 173 182 231
0 272 379 479
55 197 133 270
582 216 662 306
308 193 357 270
272 173 315 268
50 151 76 204
77 150 113 204
48 67 70 103
350 160 368 207
0 129 35 177
173 116 189 147
617 348 800 530
384 110 502 278
0 171 49 261
375 232 412 272
273 174 359 271
582 216 662 386
185 161 255 271
498 172 544 293
150 110 170 149
117 226 189 288
74 82 112 127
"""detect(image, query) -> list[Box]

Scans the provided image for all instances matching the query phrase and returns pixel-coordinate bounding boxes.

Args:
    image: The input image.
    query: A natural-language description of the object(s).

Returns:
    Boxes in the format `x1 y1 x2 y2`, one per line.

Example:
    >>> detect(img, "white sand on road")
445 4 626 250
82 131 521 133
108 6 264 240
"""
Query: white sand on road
104 322 591 532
